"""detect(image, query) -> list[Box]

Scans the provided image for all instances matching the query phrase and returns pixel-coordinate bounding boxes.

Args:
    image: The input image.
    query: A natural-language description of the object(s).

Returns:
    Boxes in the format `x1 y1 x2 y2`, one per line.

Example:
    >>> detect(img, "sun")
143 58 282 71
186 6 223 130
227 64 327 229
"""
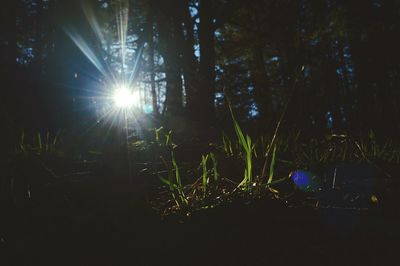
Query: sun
112 85 140 109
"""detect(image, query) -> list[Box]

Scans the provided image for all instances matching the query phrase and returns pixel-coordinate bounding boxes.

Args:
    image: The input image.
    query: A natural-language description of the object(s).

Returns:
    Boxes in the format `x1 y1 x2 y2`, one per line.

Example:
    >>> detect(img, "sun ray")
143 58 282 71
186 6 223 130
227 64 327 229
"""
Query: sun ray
128 44 144 87
81 1 106 46
116 0 129 76
64 29 109 80
64 0 150 142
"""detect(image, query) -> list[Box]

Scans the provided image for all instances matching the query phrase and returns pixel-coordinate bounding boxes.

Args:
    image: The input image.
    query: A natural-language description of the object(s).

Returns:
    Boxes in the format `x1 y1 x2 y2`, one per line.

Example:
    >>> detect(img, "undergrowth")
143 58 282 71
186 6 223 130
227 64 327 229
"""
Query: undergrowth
8 123 400 219
147 124 400 217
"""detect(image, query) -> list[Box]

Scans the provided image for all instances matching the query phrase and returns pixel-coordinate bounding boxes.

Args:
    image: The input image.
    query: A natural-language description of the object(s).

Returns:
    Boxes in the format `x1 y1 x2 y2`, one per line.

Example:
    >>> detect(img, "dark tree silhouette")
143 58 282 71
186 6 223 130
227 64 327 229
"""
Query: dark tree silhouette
3 0 400 136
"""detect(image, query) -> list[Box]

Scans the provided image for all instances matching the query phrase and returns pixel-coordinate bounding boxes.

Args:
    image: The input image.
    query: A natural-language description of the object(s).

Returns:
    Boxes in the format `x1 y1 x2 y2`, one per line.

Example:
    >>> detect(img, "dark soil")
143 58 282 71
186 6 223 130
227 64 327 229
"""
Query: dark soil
1 155 400 266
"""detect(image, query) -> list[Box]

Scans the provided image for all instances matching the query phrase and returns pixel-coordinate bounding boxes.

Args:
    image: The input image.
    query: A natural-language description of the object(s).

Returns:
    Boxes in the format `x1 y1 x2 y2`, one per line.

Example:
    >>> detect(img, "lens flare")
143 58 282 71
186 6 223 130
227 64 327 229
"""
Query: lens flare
289 170 320 192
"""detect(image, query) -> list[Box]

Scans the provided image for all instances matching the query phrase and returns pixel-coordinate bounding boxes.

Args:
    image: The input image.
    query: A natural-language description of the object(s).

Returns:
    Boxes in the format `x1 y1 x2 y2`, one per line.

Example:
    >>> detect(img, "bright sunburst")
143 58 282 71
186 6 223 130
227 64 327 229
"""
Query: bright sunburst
64 0 148 136
112 85 140 109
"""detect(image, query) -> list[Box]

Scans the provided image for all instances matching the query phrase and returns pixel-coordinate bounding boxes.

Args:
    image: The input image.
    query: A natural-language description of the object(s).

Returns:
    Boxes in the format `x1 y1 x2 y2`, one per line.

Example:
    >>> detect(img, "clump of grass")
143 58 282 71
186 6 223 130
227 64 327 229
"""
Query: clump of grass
226 99 256 191
154 124 400 217
222 132 234 156
19 130 61 156
201 154 209 198
153 126 175 148
210 153 219 182
288 131 400 169
159 151 188 209
153 126 187 208
154 126 163 143
200 152 220 198
355 130 400 164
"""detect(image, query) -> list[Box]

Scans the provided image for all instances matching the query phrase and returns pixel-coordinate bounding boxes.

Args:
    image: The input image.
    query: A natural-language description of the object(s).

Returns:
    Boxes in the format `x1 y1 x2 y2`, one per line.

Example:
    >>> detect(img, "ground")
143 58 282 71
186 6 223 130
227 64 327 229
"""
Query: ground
1 130 400 265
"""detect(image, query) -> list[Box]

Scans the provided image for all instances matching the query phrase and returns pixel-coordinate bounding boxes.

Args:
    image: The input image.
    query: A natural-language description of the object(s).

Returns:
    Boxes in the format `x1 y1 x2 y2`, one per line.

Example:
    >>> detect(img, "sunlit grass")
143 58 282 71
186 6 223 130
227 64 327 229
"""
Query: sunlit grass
9 123 400 220
159 151 188 209
227 97 256 191
149 124 400 217
201 154 209 198
19 130 61 156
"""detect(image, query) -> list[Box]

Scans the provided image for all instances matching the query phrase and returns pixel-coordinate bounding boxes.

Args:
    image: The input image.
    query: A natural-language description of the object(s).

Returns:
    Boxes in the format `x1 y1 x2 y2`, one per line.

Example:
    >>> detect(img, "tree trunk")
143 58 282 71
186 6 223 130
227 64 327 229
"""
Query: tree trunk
0 0 17 149
180 0 199 115
198 0 216 123
250 42 272 124
5 0 17 115
145 3 159 116
249 6 273 128
157 1 183 116
33 0 45 75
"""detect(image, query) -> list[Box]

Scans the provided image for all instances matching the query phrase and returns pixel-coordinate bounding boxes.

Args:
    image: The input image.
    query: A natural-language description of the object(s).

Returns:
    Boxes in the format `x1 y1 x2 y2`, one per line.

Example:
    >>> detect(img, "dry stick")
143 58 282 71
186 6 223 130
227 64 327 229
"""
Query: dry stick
260 66 305 184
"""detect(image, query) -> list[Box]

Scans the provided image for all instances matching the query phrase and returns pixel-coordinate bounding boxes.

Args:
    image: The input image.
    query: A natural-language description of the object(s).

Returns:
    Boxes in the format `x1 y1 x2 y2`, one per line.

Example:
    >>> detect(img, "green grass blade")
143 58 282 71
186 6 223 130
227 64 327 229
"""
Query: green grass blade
267 145 277 184
234 120 249 153
210 153 219 182
37 133 42 152
201 154 209 197
46 131 50 152
20 130 25 152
